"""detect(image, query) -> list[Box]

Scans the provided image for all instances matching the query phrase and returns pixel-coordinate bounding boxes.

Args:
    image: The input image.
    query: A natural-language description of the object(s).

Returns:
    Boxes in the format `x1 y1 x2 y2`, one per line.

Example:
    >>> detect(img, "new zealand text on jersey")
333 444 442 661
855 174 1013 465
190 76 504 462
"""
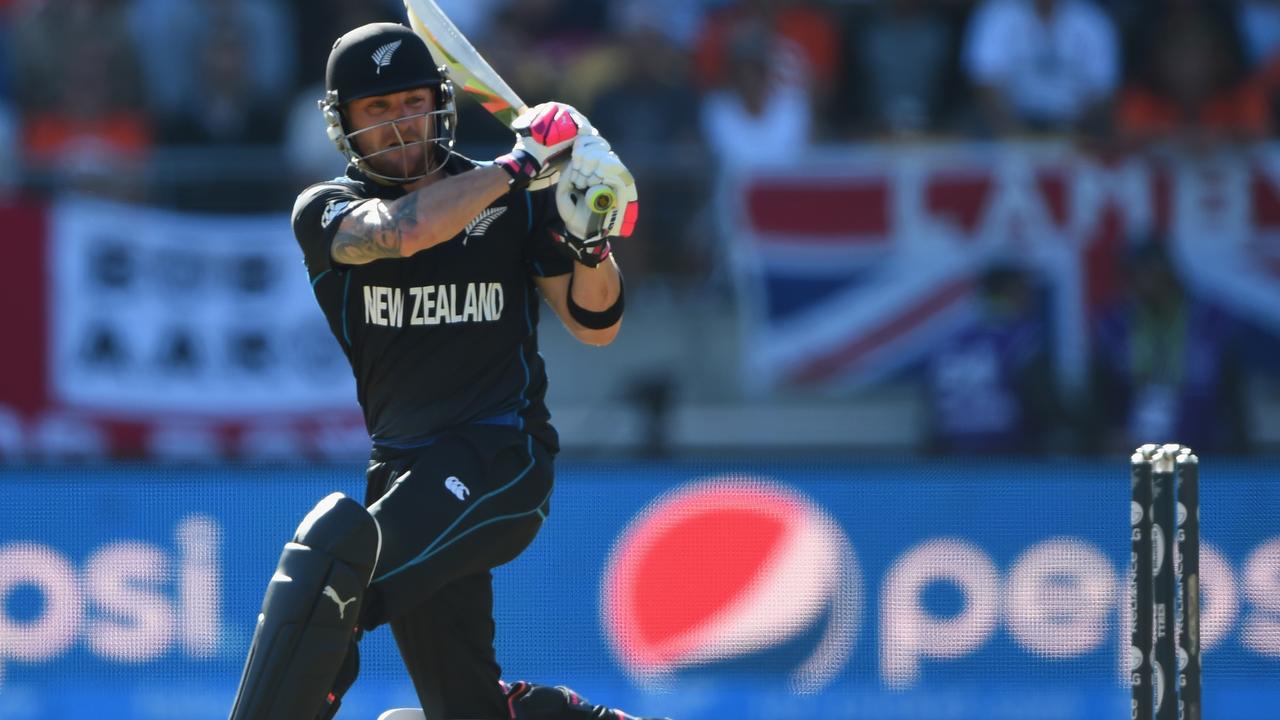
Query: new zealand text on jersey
363 283 505 327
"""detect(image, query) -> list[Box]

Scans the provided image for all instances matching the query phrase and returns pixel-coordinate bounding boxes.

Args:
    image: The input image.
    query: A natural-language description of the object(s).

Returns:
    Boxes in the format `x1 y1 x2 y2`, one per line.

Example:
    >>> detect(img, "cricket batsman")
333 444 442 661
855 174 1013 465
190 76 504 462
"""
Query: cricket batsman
226 21 664 720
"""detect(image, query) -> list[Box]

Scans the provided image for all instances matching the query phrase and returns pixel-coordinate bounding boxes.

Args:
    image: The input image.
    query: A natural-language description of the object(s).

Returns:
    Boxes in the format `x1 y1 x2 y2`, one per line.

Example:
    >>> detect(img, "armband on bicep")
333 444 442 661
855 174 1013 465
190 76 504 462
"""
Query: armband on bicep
566 274 624 330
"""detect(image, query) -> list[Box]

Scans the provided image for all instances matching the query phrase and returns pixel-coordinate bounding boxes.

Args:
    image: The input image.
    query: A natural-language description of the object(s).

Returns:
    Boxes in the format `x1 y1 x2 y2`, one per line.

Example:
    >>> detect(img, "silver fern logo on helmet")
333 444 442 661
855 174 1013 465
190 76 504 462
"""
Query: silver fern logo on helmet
372 40 402 75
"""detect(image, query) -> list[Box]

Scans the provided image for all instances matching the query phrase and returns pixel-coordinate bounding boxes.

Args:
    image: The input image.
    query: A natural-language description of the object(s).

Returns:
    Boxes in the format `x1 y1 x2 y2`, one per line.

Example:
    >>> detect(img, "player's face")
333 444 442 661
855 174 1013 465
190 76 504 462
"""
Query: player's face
346 87 437 179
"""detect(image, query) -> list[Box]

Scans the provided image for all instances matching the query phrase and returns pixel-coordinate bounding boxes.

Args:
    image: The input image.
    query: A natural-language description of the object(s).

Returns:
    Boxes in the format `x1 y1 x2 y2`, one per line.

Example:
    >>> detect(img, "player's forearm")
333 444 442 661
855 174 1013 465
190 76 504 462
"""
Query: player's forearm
331 166 510 265
564 257 622 346
569 256 621 311
393 166 512 255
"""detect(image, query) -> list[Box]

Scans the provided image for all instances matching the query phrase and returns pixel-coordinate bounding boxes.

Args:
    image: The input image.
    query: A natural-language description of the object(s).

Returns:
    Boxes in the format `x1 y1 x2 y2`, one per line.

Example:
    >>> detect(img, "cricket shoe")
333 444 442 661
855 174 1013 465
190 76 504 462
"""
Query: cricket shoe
504 680 672 720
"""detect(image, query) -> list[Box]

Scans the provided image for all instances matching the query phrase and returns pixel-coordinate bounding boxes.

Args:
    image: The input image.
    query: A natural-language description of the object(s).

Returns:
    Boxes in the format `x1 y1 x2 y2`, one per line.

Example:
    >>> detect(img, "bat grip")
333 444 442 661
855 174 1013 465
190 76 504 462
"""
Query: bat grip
586 185 616 214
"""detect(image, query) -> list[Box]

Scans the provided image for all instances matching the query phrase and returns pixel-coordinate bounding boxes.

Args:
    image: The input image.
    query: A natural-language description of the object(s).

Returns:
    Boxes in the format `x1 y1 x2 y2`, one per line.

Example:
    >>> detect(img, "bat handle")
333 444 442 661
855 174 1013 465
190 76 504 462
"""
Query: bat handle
586 185 616 214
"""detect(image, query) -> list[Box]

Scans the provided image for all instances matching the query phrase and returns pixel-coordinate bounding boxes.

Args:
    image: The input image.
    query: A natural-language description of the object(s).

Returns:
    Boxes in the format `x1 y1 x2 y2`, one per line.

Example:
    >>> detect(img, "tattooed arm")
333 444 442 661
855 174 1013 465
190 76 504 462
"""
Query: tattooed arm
330 166 511 265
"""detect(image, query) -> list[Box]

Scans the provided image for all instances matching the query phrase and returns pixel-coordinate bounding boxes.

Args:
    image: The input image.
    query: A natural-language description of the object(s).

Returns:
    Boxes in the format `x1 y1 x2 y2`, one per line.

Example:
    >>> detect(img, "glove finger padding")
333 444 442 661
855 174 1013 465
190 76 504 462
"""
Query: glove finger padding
567 135 610 184
558 154 639 240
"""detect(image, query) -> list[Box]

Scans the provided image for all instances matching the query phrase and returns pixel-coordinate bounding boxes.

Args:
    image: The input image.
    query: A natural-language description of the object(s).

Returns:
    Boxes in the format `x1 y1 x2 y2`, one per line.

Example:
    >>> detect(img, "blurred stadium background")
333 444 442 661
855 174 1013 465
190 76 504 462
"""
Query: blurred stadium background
1 0 1279 718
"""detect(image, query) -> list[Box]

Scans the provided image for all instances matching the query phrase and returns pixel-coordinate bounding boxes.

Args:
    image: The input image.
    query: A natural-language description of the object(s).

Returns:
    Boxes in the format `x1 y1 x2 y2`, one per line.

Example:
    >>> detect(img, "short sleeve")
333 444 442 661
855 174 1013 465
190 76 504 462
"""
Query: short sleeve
522 187 574 278
291 182 373 279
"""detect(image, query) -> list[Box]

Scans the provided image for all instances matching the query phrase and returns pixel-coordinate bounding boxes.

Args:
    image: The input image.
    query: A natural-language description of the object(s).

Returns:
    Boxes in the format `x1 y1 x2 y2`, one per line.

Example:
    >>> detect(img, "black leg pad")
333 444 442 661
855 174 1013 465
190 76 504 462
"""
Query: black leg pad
229 493 380 720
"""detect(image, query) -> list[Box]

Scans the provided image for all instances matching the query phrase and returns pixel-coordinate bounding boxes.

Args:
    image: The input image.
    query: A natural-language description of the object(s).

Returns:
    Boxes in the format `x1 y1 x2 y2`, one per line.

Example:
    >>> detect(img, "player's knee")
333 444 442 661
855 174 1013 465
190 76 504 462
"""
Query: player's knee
228 494 380 720
294 492 381 571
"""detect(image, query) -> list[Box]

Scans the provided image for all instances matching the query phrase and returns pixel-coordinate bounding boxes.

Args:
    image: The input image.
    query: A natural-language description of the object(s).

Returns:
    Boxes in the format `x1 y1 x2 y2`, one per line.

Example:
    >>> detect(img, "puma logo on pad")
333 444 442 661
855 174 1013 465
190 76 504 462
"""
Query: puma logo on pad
323 585 357 619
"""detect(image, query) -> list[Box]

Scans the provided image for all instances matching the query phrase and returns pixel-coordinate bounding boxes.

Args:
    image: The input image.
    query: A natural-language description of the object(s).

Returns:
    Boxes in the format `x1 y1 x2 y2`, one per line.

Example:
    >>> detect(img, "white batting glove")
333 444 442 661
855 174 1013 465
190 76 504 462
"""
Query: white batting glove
496 102 596 191
555 135 639 241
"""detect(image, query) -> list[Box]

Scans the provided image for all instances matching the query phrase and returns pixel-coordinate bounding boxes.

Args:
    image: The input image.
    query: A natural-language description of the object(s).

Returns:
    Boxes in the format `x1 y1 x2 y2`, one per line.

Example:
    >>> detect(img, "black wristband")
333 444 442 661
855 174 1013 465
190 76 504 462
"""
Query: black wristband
494 150 535 190
566 273 625 330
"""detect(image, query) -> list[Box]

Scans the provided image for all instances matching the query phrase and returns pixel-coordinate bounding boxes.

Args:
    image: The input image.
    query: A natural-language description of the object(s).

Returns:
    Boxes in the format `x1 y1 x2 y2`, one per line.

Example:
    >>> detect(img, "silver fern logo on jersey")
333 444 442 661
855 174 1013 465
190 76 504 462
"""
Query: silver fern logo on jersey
372 40 402 75
463 207 507 245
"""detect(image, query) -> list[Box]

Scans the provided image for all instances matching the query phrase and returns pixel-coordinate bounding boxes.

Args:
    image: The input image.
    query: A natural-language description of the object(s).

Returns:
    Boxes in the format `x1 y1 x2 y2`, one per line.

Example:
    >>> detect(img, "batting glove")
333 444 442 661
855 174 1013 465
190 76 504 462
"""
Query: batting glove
555 135 640 246
495 102 595 191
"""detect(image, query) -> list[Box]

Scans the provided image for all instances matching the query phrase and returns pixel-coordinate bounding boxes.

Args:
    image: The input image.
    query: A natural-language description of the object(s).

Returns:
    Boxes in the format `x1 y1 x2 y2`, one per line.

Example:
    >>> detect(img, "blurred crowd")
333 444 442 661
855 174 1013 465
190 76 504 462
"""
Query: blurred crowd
2 0 1279 456
3 1 1280 234
919 243 1271 458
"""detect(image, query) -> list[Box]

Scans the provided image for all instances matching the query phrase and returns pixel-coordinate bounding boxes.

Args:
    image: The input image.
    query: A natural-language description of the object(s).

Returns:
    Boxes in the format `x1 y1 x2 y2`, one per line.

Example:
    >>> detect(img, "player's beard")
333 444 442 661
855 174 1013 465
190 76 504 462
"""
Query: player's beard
370 139 430 180
355 115 437 181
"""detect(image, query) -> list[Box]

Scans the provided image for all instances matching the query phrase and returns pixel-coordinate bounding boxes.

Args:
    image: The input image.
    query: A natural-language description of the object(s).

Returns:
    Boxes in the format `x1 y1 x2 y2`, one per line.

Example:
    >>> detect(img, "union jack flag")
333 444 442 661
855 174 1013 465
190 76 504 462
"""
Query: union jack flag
722 145 1280 393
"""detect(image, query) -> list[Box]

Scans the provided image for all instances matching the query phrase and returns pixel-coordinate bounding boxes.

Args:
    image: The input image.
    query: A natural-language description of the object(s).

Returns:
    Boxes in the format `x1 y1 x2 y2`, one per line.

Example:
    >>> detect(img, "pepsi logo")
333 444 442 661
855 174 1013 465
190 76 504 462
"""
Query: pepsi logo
600 477 860 692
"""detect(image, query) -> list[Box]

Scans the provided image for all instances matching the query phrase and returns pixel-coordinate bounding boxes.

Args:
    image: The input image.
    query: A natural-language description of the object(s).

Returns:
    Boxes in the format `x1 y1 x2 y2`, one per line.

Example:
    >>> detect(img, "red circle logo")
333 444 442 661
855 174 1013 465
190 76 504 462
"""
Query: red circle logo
600 477 860 692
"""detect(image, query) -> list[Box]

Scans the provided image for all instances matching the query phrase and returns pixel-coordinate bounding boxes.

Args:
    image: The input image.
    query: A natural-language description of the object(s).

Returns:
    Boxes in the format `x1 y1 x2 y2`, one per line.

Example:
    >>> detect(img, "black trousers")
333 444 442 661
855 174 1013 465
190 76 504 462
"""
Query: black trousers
360 425 554 720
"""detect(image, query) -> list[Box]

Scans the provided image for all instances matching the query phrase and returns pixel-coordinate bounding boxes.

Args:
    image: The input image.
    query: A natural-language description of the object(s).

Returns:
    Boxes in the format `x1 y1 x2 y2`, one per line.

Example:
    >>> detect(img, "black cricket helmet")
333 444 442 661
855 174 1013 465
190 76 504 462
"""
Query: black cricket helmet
319 22 457 183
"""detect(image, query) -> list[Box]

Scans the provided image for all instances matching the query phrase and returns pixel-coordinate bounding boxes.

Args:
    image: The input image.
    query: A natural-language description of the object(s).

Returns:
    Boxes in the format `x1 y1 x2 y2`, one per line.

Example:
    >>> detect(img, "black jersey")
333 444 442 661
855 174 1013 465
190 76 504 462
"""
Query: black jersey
291 158 573 452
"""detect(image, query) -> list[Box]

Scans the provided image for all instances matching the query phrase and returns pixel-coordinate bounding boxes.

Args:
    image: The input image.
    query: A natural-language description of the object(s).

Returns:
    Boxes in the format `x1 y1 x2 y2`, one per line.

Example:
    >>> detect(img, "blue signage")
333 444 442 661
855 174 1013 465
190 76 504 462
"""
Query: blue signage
0 461 1276 719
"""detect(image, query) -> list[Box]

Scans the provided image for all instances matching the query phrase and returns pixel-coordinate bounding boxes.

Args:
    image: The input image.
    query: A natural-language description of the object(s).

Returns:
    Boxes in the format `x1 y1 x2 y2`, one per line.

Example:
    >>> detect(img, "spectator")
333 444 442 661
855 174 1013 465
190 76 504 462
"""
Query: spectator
0 1 10 102
1088 242 1249 455
13 0 145 113
12 0 150 196
922 265 1060 455
0 102 12 191
289 0 402 91
852 0 955 136
609 0 711 49
130 0 297 118
432 0 503 40
962 0 1119 136
699 22 812 169
158 24 283 146
1236 0 1280 71
0 2 17 191
1117 1 1267 148
477 0 609 112
694 0 841 137
587 0 709 281
589 3 702 155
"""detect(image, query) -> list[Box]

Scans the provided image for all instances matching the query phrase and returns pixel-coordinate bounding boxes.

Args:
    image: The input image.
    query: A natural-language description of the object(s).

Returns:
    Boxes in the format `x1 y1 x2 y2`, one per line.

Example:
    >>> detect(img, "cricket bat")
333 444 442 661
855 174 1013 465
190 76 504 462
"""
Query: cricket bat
403 0 616 213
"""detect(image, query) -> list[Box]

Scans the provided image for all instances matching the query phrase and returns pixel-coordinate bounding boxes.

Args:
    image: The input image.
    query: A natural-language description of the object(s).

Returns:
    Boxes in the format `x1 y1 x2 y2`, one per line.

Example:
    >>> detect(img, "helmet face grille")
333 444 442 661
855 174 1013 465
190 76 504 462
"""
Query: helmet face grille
347 108 457 182
319 87 458 183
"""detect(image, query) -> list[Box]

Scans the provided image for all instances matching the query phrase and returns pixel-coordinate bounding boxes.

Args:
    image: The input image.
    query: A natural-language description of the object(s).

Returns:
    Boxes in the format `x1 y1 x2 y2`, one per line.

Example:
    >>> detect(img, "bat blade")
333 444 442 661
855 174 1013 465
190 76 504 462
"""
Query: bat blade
404 0 527 126
403 0 616 215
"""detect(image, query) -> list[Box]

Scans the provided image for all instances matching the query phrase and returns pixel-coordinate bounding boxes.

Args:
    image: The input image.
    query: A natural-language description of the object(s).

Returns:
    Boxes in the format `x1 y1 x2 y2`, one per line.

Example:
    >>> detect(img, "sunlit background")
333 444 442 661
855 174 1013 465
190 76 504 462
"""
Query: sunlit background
1 0 1279 718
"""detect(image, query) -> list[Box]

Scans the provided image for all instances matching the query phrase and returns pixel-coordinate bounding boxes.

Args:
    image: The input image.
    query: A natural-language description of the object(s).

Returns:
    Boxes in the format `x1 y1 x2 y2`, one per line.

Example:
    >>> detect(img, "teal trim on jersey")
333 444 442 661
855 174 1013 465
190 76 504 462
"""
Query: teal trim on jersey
310 269 332 289
341 271 352 347
401 486 551 573
372 435 539 583
517 284 534 420
524 190 533 234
